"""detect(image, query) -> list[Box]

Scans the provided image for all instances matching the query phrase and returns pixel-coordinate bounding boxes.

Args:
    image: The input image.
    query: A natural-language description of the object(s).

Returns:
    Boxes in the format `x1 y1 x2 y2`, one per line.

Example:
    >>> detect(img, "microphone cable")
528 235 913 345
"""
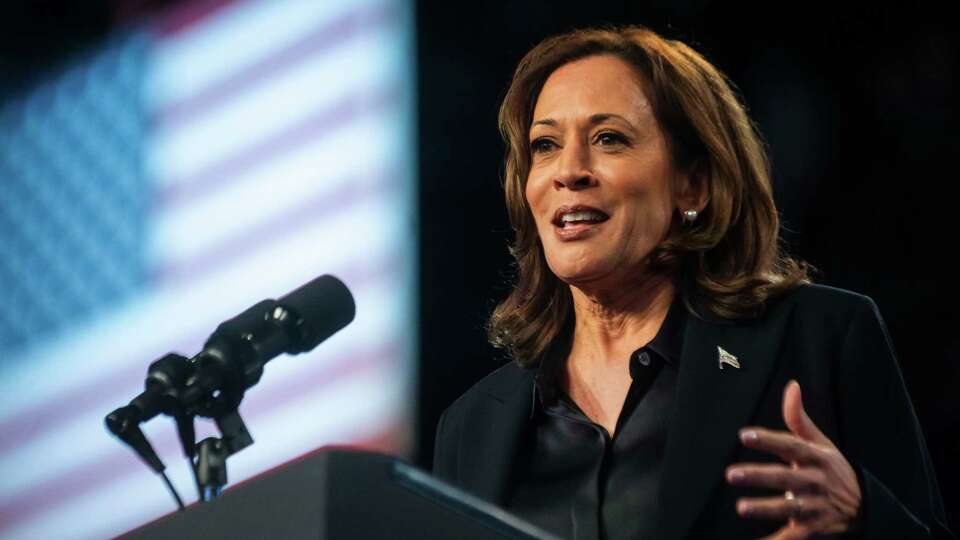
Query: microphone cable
161 470 186 511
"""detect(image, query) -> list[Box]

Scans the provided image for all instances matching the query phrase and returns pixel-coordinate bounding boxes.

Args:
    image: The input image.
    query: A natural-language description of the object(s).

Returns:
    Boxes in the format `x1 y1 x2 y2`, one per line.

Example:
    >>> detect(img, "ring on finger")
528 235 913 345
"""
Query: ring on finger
784 490 805 515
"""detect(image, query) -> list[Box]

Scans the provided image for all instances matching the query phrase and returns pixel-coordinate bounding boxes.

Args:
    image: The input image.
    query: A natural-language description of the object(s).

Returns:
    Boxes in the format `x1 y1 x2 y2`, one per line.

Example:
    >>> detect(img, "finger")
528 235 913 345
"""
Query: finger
726 463 824 493
736 494 824 521
782 380 831 446
738 427 825 465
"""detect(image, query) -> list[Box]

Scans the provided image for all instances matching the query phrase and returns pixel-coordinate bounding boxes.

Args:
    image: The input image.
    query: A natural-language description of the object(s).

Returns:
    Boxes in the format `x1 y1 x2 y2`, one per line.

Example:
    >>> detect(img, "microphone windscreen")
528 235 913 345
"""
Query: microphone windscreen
279 274 356 351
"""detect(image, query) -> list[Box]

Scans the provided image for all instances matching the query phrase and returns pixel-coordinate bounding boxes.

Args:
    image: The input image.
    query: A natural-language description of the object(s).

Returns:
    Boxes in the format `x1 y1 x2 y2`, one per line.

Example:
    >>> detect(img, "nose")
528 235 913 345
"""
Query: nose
553 139 596 191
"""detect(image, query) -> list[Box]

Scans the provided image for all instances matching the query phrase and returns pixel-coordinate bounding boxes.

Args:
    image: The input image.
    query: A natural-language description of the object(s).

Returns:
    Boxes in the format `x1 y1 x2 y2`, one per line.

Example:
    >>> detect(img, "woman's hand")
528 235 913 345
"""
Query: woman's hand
725 380 862 539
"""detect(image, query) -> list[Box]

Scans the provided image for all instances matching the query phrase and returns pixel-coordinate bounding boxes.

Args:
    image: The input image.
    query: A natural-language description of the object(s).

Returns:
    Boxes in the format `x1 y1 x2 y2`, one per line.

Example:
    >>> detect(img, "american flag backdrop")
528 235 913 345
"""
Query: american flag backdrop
0 1 416 538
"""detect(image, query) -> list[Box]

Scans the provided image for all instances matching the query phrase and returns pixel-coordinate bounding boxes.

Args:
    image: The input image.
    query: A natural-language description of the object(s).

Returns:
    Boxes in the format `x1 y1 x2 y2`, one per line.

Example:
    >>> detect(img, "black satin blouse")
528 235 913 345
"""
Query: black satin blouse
506 301 686 540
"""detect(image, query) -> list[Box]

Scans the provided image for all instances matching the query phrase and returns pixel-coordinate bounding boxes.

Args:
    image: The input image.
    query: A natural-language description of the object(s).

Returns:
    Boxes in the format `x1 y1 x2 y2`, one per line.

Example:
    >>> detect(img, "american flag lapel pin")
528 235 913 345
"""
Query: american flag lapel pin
718 346 741 370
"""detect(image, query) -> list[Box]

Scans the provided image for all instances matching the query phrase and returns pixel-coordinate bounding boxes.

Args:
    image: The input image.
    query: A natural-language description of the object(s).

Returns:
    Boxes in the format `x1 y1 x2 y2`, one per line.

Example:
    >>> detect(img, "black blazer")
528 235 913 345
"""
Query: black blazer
433 284 954 539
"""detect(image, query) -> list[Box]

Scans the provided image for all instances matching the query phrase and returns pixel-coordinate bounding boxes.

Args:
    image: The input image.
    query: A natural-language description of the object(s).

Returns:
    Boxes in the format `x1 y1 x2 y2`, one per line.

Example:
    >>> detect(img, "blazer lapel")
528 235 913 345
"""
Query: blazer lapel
457 365 534 504
657 300 797 540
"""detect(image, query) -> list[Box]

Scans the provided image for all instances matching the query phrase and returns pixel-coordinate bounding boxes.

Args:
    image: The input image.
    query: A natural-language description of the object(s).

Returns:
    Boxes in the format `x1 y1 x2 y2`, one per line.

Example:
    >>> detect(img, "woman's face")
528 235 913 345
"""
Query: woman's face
525 54 692 289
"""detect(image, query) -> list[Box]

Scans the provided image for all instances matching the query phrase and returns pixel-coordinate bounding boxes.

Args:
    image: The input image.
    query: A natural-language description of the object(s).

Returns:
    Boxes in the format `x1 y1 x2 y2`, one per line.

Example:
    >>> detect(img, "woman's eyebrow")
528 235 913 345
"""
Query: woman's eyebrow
530 113 633 129
588 113 634 126
531 118 558 128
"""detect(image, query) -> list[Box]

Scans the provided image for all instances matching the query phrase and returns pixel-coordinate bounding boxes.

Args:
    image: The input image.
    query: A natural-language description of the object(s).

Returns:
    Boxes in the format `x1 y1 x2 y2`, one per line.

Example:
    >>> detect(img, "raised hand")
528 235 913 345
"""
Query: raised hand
725 380 862 539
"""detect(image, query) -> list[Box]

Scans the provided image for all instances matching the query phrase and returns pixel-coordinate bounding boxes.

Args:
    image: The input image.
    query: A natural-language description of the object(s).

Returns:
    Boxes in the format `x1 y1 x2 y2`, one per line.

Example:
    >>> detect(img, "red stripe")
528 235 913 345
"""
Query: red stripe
0 339 406 534
155 2 399 127
153 0 237 37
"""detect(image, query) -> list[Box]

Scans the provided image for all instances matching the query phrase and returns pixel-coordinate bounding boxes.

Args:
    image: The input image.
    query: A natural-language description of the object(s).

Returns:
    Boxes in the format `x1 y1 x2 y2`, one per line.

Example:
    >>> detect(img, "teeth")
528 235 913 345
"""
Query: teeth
561 211 605 222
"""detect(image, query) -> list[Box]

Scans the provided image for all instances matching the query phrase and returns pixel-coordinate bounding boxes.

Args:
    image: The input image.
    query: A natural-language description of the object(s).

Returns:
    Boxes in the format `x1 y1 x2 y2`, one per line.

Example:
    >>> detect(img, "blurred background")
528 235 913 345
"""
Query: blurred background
0 0 956 538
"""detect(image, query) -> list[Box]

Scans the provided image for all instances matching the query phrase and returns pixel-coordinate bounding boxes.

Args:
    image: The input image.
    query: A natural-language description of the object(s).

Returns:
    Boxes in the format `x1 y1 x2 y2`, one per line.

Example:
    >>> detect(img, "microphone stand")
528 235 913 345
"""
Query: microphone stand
107 350 254 504
170 297 300 501
188 409 253 502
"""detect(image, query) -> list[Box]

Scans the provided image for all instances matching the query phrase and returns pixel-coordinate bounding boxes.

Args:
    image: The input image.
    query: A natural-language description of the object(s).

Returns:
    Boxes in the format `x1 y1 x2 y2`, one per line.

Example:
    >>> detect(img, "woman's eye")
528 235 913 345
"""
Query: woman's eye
530 137 557 154
595 131 628 146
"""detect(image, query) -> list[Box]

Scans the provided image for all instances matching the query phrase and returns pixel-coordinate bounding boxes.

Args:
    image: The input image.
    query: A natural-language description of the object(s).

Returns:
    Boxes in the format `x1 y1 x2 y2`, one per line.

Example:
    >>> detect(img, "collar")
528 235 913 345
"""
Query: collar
529 295 688 418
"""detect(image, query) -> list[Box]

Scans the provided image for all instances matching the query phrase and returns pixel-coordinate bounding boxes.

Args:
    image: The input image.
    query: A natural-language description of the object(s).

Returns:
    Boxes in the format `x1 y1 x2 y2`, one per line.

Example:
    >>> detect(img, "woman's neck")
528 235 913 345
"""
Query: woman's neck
567 274 675 370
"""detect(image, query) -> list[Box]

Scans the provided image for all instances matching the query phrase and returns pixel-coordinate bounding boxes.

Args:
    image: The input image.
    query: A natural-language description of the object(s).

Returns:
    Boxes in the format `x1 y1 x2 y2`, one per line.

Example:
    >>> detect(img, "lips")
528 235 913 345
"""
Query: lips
551 205 611 228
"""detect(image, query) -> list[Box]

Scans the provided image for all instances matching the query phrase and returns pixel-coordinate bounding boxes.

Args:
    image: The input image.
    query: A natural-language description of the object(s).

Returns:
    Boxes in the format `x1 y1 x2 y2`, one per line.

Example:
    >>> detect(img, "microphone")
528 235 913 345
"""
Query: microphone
177 274 356 418
104 274 354 505
106 274 355 446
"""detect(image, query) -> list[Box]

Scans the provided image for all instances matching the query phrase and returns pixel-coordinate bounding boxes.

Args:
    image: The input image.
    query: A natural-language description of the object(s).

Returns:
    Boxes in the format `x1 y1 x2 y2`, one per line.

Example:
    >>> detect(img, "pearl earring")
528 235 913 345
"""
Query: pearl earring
682 209 699 222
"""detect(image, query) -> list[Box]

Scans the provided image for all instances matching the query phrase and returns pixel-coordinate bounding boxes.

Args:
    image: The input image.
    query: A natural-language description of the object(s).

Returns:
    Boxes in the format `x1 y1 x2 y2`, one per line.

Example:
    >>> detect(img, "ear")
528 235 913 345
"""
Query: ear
675 160 709 214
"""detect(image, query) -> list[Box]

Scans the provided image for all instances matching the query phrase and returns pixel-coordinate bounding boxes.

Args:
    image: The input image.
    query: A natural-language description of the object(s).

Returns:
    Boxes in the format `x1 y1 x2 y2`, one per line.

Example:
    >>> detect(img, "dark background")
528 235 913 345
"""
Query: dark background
2 0 957 532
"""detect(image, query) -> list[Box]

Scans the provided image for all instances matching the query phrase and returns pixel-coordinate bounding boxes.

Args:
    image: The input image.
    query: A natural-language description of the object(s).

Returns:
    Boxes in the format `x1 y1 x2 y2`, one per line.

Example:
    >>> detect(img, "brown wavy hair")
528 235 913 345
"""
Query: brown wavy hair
488 25 810 367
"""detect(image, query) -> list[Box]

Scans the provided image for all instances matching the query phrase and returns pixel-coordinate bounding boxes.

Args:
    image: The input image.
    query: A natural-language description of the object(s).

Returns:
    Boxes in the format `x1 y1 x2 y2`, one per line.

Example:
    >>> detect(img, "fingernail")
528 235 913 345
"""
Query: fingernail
727 469 744 482
737 500 751 516
740 430 758 443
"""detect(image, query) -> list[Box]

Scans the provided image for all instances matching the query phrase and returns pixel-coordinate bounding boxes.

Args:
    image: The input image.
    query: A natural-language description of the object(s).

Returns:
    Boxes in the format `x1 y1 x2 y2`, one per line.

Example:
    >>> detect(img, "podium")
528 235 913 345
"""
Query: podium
121 450 558 539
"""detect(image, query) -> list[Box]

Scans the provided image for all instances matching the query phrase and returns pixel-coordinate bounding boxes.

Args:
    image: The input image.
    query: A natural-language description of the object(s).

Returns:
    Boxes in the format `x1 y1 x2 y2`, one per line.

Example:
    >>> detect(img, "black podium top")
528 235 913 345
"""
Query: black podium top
121 450 558 540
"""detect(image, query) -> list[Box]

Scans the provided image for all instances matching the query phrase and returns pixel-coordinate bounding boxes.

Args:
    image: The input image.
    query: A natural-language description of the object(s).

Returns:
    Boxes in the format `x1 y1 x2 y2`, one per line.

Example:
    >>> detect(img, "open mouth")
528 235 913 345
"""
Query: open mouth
551 205 610 228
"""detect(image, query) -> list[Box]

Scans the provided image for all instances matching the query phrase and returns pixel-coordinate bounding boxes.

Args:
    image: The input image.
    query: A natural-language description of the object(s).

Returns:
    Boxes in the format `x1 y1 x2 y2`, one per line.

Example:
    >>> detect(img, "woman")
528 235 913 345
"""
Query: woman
433 26 953 540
